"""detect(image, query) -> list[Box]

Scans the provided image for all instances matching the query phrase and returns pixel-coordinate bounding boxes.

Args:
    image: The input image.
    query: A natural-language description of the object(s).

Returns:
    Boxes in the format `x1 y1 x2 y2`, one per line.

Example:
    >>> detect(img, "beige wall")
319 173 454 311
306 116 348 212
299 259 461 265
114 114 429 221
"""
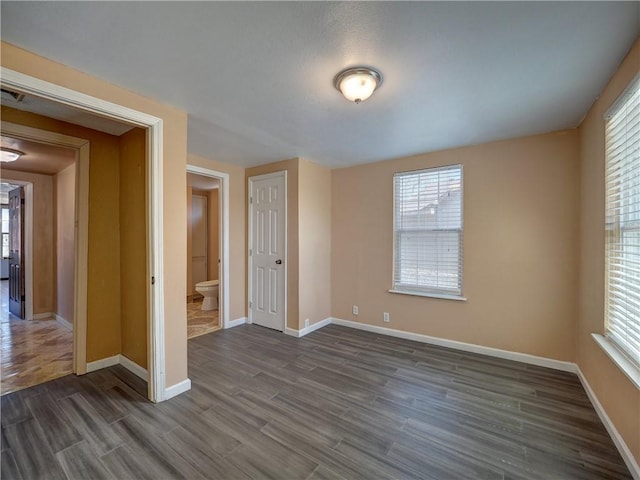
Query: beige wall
332 130 580 361
298 159 331 329
53 163 76 323
2 42 189 386
188 154 246 321
246 159 300 329
577 38 640 462
119 128 148 369
1 169 54 315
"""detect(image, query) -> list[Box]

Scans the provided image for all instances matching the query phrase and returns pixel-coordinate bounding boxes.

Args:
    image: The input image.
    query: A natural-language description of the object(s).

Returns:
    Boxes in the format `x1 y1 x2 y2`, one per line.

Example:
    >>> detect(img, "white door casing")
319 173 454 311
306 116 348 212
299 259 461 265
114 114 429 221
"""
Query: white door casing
249 171 286 331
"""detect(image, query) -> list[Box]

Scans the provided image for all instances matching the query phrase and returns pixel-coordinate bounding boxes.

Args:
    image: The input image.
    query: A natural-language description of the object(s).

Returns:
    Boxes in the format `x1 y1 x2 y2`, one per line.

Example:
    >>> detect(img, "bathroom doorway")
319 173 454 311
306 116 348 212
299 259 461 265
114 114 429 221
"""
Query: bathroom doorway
186 166 229 338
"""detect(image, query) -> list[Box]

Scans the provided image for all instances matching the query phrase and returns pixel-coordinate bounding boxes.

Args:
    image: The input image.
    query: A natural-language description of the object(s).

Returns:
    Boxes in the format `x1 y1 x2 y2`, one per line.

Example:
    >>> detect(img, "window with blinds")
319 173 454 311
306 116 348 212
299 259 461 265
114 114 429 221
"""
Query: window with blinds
605 76 640 368
393 165 463 297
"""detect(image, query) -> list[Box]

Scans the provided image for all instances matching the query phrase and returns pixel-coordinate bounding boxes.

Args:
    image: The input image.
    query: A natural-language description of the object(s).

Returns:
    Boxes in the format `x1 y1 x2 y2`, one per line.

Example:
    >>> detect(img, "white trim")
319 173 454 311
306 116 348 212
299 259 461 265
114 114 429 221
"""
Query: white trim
186 165 230 329
247 170 287 332
86 355 120 373
576 367 640 479
284 317 332 338
592 334 640 390
329 318 576 372
85 354 148 382
119 355 149 381
55 314 73 330
388 289 467 301
226 317 247 328
1 67 167 403
164 378 192 400
1 121 90 376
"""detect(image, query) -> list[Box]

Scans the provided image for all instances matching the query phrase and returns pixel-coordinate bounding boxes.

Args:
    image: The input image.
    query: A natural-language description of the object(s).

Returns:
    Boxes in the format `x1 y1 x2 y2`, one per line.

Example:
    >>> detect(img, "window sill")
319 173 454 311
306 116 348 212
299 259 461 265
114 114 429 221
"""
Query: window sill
388 289 467 301
592 334 640 390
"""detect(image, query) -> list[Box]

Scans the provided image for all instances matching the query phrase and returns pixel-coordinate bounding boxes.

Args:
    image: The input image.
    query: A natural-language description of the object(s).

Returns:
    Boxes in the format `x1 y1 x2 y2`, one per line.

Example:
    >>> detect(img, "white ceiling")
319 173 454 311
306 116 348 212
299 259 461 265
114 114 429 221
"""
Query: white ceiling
1 2 638 168
187 173 219 191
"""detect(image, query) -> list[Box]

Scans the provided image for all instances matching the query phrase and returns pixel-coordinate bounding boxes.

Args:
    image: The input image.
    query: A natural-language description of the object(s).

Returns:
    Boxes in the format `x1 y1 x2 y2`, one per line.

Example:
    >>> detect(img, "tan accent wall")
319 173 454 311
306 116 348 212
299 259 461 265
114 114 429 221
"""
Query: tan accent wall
119 128 148 369
577 38 640 462
2 42 188 386
1 169 54 315
298 159 331 329
332 130 580 361
2 105 123 362
53 163 76 323
246 159 299 329
187 154 246 322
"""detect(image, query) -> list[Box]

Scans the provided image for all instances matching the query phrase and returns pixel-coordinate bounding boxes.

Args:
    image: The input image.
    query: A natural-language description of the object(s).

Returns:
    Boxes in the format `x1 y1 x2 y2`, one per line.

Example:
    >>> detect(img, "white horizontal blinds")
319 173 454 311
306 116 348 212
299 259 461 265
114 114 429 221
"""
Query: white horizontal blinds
605 76 640 368
394 165 463 295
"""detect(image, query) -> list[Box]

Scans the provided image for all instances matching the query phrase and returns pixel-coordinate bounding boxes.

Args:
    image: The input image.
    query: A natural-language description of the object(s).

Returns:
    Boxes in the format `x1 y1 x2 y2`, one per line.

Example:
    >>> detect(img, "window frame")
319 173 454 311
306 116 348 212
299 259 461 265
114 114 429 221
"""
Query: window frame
390 164 465 300
601 74 640 379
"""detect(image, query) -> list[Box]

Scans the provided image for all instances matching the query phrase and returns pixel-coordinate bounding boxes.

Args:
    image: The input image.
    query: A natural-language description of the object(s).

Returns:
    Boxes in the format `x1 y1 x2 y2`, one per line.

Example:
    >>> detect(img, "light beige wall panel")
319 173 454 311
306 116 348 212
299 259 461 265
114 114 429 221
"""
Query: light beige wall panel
54 163 76 323
1 169 54 315
186 186 193 297
298 158 331 329
2 42 188 385
577 37 640 463
187 154 246 321
246 159 299 329
209 189 219 282
331 130 579 361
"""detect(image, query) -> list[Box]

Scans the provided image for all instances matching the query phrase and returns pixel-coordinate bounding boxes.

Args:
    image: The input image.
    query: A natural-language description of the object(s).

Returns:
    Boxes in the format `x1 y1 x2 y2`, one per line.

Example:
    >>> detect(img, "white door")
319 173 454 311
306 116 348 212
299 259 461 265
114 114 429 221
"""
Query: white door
250 172 286 331
191 195 208 292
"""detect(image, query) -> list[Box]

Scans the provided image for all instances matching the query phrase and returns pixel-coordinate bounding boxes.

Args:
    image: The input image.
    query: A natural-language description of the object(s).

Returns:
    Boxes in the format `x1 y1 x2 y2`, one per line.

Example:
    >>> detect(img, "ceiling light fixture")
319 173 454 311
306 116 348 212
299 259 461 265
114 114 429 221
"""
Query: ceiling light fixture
334 67 383 104
0 147 24 163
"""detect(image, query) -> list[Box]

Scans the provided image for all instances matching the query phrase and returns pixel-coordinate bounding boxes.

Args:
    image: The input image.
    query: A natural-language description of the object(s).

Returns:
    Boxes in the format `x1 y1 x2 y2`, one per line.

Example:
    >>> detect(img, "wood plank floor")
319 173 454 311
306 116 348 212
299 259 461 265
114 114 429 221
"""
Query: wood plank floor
1 324 632 479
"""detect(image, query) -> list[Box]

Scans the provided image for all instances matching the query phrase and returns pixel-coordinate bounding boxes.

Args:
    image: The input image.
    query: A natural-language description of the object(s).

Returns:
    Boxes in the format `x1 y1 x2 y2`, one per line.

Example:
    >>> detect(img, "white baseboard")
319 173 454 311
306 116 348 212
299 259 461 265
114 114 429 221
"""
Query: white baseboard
576 367 640 479
54 314 73 330
30 312 54 321
330 318 576 372
285 317 333 338
226 316 246 329
86 354 148 381
164 378 191 400
86 355 120 372
119 355 149 381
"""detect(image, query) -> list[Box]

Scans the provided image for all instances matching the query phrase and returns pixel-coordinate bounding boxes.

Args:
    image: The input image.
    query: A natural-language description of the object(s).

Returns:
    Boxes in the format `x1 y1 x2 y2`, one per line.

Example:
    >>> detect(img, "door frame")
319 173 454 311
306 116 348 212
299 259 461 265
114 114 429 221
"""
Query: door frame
247 170 287 331
1 67 166 402
1 122 89 374
186 165 230 328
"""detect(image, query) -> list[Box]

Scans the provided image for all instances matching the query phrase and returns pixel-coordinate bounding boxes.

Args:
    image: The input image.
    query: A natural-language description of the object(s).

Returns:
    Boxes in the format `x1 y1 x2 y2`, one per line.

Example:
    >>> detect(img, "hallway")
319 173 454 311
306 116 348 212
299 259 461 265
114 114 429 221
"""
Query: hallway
0 280 72 395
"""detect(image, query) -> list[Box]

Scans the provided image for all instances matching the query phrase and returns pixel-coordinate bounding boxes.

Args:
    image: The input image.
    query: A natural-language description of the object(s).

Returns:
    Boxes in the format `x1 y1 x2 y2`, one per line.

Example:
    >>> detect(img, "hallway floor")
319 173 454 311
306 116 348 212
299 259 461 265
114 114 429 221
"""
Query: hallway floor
0 280 73 395
187 297 220 339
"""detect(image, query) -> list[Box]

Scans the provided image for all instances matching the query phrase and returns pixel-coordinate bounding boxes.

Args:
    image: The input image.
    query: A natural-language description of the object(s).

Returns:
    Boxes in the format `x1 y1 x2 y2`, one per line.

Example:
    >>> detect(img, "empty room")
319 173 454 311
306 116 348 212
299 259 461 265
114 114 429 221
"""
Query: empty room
1 2 639 479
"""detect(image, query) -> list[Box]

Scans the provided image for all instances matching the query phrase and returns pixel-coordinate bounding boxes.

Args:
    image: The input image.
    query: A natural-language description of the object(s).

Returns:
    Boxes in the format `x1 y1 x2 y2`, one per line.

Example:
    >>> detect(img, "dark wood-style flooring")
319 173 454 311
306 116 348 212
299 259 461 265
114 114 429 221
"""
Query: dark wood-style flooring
1 324 632 479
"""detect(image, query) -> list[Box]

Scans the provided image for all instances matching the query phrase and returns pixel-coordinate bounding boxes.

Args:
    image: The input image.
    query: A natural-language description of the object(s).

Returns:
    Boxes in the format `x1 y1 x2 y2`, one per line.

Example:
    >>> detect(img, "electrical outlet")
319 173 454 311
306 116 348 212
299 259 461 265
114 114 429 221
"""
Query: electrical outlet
383 312 390 323
352 305 359 315
305 319 310 328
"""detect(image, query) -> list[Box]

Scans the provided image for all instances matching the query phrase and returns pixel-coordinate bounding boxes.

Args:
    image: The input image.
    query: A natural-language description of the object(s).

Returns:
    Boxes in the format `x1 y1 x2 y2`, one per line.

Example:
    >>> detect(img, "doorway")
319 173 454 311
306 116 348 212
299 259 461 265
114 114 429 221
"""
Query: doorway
186 165 230 336
0 132 79 394
248 171 287 331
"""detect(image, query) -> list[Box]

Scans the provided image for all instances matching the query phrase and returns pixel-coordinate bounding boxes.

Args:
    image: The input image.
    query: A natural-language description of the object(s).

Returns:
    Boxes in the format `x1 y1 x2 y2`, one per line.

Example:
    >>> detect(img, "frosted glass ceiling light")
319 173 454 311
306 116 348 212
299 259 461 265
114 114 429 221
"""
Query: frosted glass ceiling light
334 67 383 104
0 148 23 163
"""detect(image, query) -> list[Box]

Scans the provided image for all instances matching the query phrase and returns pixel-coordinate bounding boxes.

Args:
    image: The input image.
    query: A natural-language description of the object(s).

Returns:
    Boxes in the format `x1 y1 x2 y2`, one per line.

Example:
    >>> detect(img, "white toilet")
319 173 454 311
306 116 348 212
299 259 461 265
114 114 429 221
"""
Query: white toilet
195 280 219 311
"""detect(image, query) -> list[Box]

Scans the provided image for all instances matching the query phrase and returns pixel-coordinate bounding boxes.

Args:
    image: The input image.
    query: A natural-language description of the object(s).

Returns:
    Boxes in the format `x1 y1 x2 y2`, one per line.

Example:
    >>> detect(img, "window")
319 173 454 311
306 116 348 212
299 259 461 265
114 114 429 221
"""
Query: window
1 206 8 259
393 164 463 298
605 76 640 368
